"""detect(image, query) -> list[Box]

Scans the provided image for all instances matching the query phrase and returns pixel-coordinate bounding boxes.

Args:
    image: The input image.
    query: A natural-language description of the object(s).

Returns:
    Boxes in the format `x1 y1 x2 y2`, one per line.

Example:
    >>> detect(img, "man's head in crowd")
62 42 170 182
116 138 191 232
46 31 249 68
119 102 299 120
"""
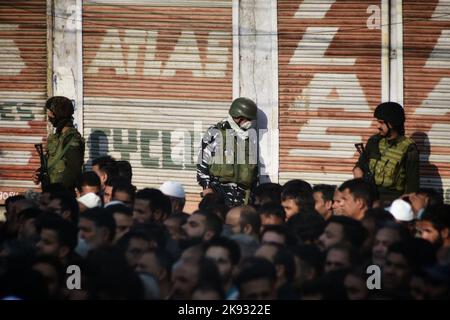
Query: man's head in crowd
225 205 261 238
198 193 229 223
111 181 135 209
47 190 79 224
286 209 325 245
281 180 314 220
292 245 324 290
31 255 64 299
332 189 345 215
133 188 172 224
235 257 277 300
181 211 223 247
255 243 296 294
4 196 36 236
205 237 241 294
324 243 361 274
117 230 153 268
318 216 367 252
416 204 450 249
78 207 116 251
17 208 41 242
36 215 78 265
106 204 133 242
170 257 221 300
408 188 444 215
76 171 101 197
39 183 66 212
116 160 133 183
383 238 436 293
258 203 286 226
361 208 396 255
159 181 186 214
103 176 130 206
260 224 294 247
91 155 117 190
251 183 282 208
136 248 174 299
338 178 374 220
312 184 336 220
344 267 369 300
163 213 188 242
372 222 410 267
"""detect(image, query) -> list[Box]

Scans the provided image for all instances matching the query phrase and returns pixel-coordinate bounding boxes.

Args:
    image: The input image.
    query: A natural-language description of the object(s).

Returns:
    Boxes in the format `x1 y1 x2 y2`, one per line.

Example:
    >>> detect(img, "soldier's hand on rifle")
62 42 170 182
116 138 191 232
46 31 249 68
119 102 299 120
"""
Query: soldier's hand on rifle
353 167 364 179
32 169 40 185
201 188 214 197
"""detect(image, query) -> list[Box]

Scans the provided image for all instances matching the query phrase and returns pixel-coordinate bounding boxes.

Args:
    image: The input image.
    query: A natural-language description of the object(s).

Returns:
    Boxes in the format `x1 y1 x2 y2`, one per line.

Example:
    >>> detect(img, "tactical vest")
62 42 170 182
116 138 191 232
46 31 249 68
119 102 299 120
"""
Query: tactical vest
46 127 84 184
209 122 258 189
368 136 414 191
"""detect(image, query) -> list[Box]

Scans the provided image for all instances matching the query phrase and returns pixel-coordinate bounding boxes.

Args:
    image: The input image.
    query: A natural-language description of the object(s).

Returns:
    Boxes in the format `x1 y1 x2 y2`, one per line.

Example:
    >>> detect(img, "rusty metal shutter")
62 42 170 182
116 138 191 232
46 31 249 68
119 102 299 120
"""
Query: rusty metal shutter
278 0 383 187
82 0 233 211
0 1 47 204
403 0 450 201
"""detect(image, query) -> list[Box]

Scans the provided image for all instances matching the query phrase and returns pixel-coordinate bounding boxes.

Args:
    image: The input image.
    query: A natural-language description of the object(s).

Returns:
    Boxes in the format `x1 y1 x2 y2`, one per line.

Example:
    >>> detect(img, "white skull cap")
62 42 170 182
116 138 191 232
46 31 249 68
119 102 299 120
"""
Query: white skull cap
159 181 186 199
386 199 414 222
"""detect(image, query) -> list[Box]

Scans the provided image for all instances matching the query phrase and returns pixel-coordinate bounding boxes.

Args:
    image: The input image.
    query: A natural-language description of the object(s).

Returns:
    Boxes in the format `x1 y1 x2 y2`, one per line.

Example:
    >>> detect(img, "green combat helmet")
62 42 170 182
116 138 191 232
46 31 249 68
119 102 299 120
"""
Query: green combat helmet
229 97 257 120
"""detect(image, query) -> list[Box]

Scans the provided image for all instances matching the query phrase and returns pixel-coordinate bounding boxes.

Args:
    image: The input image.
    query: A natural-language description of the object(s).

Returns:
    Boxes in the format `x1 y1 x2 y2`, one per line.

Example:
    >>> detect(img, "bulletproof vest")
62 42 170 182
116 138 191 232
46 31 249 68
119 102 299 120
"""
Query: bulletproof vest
209 122 258 189
368 136 414 192
46 127 84 184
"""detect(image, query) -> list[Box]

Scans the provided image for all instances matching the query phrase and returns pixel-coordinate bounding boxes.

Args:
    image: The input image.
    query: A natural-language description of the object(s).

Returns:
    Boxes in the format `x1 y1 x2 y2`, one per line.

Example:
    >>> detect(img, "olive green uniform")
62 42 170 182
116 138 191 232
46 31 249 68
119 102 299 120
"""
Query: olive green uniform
355 134 419 204
46 126 85 190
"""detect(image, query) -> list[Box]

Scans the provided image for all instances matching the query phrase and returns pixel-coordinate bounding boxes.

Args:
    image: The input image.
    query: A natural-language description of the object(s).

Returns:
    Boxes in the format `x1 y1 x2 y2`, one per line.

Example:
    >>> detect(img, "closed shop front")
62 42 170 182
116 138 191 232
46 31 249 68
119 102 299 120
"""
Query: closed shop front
82 0 233 210
403 0 450 201
0 1 47 204
277 0 383 187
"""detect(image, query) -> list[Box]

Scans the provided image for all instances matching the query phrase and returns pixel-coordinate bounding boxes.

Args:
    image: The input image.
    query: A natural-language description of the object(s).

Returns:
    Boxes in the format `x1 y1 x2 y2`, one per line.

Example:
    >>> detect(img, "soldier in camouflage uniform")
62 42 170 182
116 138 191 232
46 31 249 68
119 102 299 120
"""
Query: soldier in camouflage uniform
197 97 259 208
353 102 419 205
33 96 85 191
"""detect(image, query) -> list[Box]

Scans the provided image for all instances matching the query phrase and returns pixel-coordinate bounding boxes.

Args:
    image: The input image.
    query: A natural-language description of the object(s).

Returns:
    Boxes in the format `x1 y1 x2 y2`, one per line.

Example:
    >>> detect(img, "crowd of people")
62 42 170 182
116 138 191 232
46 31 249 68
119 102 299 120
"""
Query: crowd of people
0 154 449 300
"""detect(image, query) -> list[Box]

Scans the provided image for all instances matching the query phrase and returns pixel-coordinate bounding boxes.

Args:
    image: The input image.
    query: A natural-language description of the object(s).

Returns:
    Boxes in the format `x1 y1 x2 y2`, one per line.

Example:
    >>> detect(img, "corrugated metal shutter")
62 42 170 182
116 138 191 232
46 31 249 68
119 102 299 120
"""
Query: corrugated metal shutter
0 1 47 204
82 0 233 211
278 0 383 187
403 0 450 202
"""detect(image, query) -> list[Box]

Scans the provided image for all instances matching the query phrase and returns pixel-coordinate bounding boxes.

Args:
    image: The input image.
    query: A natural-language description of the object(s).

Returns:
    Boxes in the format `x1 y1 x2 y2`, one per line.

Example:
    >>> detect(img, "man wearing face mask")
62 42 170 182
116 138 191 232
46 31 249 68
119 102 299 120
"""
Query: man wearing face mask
353 102 419 205
197 97 258 208
33 96 85 192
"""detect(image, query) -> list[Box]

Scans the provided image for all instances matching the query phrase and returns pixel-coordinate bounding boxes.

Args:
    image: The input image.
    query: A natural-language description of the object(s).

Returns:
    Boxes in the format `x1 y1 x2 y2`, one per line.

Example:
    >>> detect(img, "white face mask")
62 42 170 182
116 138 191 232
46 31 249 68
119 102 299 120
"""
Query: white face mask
240 120 252 130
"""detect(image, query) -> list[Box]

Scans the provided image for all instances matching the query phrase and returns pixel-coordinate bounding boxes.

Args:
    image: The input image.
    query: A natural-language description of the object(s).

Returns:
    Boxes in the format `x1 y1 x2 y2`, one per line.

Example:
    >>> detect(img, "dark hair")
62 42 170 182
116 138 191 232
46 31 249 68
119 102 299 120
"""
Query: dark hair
198 193 228 221
18 207 42 221
286 210 325 243
205 237 241 265
377 221 412 243
388 239 436 271
273 246 296 282
85 247 144 299
281 180 315 212
115 229 152 253
235 257 276 289
135 188 172 221
261 224 297 248
292 244 324 276
327 243 363 268
116 160 133 183
421 204 450 232
5 195 26 211
192 211 223 239
338 178 375 208
41 183 68 195
31 255 65 287
92 155 118 179
143 247 175 280
49 190 79 224
81 207 116 242
363 207 396 231
258 202 286 221
239 206 261 235
36 215 78 254
417 188 444 207
301 269 348 300
106 203 133 217
312 184 336 203
134 223 167 249
166 212 189 225
326 216 368 248
252 183 283 205
78 171 101 190
107 177 136 203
